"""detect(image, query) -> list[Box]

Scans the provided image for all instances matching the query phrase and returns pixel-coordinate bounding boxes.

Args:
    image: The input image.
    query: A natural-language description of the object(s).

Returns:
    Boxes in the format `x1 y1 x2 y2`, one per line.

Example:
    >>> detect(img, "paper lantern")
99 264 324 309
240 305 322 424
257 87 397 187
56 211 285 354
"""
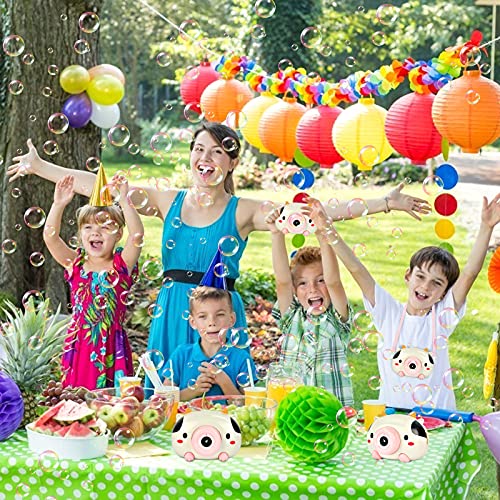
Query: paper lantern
434 219 455 240
259 96 306 162
180 60 220 107
332 97 393 171
200 78 254 123
488 246 500 293
240 93 280 152
432 70 500 153
385 92 441 165
296 105 344 168
434 193 458 216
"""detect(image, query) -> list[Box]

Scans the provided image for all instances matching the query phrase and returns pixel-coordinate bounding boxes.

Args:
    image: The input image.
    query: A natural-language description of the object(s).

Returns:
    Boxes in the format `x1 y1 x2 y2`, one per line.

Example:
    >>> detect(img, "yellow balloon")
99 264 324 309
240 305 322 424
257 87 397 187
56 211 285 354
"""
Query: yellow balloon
435 219 455 240
86 74 124 105
59 65 90 94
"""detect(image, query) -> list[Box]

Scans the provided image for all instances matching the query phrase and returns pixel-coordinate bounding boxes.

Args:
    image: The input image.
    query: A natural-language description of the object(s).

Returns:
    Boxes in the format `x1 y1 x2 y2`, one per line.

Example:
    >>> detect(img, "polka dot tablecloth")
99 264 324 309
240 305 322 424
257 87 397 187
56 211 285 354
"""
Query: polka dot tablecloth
0 424 480 500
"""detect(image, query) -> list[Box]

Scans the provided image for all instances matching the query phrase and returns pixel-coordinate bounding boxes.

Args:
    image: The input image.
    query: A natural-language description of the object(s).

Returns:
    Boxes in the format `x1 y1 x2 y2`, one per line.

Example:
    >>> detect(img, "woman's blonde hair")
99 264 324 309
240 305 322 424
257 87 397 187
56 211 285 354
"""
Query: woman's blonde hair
190 123 241 195
76 204 125 230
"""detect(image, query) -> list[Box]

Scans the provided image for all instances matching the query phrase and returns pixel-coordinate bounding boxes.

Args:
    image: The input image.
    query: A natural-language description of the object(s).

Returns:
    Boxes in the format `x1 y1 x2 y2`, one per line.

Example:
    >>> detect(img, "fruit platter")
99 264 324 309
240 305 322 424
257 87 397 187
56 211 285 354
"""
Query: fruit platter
187 395 277 446
26 400 109 460
85 387 174 443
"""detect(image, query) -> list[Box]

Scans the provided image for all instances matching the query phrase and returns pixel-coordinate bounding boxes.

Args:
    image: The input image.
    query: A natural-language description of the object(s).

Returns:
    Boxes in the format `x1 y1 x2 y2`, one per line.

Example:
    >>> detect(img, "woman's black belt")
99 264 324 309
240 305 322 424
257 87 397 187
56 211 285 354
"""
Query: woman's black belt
163 269 236 291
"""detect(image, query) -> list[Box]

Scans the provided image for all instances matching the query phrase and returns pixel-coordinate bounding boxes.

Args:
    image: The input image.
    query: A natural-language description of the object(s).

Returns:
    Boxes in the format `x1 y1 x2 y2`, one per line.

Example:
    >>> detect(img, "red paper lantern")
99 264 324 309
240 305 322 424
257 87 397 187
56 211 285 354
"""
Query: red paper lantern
200 78 254 123
385 92 441 165
259 96 306 162
296 105 344 168
180 60 220 107
432 69 500 153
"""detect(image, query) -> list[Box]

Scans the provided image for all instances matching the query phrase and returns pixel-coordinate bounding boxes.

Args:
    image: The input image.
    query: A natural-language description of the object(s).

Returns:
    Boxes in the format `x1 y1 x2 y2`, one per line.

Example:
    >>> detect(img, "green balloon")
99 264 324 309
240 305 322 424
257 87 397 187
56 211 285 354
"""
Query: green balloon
294 148 315 168
291 234 305 248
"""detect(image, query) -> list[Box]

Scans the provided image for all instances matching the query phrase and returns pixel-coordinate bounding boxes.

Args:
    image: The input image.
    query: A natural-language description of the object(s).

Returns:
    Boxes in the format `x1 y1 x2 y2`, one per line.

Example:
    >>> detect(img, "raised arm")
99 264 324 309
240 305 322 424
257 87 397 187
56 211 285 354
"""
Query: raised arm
8 139 168 218
43 175 78 267
265 208 294 314
325 182 431 221
116 178 145 274
308 200 349 321
452 193 500 310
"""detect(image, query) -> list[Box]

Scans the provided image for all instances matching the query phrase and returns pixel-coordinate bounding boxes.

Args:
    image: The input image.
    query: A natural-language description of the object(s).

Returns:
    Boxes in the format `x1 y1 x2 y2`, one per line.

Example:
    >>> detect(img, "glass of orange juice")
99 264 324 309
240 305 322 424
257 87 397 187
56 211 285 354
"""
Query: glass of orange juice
266 362 304 406
154 386 180 431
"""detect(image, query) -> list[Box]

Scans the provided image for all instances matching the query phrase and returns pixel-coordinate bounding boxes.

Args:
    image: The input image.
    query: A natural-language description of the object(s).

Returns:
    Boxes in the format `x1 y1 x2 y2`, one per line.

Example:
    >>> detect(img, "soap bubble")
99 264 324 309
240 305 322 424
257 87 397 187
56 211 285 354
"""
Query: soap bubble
412 384 433 406
156 52 172 67
353 310 374 332
422 175 444 196
2 239 17 255
8 80 24 95
3 35 25 56
73 39 90 55
218 235 239 257
47 113 69 135
24 207 46 228
300 26 322 48
114 427 135 449
254 0 276 18
43 140 60 156
108 125 130 147
442 367 464 390
79 12 100 33
371 31 386 46
29 252 45 267
376 4 400 25
438 307 460 329
150 132 172 153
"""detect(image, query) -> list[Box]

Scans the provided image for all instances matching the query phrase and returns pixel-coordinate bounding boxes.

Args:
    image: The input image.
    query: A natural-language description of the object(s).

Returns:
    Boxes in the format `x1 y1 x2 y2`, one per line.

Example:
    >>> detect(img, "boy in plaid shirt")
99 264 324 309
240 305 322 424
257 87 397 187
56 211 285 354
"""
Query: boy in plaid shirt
266 199 353 406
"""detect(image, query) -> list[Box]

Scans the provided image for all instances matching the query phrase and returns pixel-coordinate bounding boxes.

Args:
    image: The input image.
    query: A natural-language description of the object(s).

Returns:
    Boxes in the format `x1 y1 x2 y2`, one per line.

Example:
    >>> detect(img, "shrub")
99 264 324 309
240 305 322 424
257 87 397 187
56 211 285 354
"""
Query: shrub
0 291 18 322
236 268 276 307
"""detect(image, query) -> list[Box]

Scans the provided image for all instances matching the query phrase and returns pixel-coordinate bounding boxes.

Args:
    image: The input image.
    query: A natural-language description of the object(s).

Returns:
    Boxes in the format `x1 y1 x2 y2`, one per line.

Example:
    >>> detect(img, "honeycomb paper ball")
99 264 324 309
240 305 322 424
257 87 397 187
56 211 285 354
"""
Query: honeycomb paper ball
275 386 349 463
0 371 24 440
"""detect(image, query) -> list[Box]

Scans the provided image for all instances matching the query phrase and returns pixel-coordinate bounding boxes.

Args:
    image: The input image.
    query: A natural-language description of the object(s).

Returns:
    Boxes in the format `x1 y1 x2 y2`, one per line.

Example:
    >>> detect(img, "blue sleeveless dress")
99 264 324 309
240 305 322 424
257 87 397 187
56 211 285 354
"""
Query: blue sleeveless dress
147 190 248 373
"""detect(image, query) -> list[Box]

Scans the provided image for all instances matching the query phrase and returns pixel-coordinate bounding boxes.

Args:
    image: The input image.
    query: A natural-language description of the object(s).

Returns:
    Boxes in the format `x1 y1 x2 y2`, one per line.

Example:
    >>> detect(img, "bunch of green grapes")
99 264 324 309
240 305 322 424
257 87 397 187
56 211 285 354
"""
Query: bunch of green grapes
227 404 270 446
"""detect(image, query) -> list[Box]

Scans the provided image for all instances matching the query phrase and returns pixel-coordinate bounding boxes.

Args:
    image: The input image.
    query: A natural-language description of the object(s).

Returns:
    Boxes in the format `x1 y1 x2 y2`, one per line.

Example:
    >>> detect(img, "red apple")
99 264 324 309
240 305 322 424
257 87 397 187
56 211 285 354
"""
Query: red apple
119 396 141 415
125 416 145 438
122 385 145 403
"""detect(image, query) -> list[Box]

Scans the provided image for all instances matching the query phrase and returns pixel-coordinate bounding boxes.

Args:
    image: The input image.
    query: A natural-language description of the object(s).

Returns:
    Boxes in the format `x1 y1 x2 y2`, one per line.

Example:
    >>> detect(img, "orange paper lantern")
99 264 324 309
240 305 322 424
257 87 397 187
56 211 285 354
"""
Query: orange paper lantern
259 96 307 162
432 70 500 153
488 246 500 293
385 92 441 165
240 93 280 153
180 60 221 107
200 78 254 123
296 105 344 168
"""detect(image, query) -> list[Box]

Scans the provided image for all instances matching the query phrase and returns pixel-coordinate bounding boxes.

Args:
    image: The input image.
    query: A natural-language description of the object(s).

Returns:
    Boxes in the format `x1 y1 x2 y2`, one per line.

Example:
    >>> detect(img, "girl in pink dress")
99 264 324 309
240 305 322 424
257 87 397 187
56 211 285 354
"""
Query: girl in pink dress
43 174 144 390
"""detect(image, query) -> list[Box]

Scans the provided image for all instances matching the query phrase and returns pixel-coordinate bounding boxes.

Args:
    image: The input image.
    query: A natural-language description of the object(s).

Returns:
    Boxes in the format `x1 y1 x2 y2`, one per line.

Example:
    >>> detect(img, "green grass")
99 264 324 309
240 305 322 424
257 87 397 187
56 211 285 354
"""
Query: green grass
105 154 498 498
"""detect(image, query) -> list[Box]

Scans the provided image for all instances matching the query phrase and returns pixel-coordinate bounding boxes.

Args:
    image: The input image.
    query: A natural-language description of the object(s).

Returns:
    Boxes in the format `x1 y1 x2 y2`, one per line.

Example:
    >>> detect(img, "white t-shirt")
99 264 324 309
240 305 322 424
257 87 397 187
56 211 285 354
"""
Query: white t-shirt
363 284 466 410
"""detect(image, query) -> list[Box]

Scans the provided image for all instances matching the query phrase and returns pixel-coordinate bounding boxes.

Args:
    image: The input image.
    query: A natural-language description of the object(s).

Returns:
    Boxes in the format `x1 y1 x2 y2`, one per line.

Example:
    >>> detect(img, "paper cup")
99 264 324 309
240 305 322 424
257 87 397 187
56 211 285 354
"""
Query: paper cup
119 376 142 397
155 386 180 431
362 399 386 430
244 386 267 406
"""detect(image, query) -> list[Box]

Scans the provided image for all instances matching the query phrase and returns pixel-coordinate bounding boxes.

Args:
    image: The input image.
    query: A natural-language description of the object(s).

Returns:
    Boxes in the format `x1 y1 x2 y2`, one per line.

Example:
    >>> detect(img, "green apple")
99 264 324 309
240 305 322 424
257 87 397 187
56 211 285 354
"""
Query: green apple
97 404 118 430
141 406 164 430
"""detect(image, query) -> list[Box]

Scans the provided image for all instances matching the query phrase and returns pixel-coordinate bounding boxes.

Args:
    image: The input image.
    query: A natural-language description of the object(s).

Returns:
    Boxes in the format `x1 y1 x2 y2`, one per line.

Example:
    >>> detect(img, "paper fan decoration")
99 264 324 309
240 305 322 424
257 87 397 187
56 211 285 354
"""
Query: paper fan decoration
275 385 348 463
488 246 500 293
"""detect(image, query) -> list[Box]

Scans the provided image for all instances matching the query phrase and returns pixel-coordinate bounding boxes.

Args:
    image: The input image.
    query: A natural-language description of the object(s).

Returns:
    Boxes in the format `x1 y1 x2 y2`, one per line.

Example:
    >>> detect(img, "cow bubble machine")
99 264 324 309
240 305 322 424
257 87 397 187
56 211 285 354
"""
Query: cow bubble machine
172 410 242 462
367 413 429 462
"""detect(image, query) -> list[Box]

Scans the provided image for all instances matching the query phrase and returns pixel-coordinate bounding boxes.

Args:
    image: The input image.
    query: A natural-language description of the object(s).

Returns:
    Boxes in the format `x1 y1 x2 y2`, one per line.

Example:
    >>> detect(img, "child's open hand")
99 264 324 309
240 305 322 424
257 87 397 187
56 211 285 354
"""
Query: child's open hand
54 175 75 206
386 182 431 220
7 139 42 182
264 204 284 233
305 197 330 231
482 193 500 228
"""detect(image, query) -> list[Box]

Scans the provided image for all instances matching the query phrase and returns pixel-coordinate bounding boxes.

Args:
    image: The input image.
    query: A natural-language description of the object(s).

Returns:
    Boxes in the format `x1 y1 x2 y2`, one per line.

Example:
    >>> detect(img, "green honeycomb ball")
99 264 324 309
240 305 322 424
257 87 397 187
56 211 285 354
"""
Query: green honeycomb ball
275 386 349 463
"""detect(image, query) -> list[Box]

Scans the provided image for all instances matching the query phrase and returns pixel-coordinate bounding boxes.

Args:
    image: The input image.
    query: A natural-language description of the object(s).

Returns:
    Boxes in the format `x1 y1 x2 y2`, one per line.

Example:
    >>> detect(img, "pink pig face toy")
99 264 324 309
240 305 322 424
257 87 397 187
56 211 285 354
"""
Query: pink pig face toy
172 410 242 462
367 414 429 462
275 203 317 236
391 346 434 379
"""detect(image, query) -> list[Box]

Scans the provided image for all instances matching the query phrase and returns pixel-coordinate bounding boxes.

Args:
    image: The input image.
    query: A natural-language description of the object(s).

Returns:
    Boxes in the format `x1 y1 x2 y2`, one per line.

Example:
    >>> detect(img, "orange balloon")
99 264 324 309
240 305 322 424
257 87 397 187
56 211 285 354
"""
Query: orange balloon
88 64 125 85
434 219 455 240
432 70 500 153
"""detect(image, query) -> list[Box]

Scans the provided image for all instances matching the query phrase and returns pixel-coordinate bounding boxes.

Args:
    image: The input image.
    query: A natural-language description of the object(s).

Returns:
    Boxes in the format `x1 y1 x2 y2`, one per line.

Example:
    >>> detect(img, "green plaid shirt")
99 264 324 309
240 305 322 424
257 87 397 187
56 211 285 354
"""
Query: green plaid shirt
272 298 354 406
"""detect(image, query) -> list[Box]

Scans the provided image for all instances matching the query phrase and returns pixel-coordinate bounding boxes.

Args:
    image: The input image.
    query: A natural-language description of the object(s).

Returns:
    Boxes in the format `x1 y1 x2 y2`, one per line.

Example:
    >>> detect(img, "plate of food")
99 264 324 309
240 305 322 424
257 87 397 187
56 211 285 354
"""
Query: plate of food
419 416 448 431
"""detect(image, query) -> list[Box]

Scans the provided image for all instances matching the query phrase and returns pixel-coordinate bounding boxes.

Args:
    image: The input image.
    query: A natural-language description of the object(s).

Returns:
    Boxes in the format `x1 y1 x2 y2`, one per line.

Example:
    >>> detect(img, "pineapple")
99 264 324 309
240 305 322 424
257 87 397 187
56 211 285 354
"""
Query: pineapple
0 298 69 427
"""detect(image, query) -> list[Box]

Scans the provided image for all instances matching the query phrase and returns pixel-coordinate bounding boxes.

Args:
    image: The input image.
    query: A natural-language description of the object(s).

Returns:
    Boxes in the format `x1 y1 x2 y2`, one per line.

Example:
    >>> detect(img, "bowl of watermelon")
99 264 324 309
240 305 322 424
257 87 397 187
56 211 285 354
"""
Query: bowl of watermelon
188 395 277 446
85 387 174 443
27 400 109 459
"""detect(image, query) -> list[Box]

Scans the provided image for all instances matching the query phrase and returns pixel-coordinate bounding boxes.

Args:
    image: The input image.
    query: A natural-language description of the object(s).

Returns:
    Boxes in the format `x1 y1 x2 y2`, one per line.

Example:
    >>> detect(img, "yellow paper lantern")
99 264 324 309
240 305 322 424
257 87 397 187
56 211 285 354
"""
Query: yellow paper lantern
435 219 455 240
200 78 254 123
432 69 500 153
258 96 306 162
240 93 280 153
332 97 393 171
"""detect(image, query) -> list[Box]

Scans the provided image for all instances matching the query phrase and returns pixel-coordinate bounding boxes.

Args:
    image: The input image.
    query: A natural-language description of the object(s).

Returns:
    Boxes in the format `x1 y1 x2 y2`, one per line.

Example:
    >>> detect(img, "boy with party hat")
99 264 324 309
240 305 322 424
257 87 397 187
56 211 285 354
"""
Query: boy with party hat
162 250 258 401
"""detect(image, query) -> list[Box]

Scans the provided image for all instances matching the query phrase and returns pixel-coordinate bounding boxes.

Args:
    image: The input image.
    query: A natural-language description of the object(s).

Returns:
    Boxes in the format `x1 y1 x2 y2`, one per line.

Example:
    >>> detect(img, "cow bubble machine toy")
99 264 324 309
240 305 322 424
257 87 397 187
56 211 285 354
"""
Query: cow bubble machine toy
172 410 242 462
275 203 317 236
367 413 429 462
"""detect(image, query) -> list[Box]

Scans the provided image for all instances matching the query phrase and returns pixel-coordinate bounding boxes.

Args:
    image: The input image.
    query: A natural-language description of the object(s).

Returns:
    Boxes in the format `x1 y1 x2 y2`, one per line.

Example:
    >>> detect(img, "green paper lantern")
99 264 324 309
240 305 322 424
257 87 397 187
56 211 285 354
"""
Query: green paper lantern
275 386 349 463
291 234 305 248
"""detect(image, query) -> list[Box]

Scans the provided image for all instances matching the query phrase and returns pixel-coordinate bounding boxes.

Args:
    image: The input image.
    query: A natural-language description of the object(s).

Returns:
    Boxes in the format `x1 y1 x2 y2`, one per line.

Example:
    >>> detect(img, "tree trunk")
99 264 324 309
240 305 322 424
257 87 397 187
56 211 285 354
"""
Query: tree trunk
0 0 103 311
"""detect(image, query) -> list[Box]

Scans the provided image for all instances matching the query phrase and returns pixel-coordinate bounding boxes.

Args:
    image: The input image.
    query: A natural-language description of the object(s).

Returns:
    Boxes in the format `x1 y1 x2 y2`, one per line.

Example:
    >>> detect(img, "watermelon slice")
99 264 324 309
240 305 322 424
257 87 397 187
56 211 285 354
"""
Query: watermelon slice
53 400 95 424
54 426 71 437
65 421 94 438
31 401 66 429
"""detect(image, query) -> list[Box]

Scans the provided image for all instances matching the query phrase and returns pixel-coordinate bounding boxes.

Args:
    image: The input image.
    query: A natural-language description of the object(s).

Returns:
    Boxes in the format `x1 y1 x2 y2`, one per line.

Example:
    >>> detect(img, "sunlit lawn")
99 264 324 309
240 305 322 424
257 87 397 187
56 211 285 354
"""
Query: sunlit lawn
105 154 497 499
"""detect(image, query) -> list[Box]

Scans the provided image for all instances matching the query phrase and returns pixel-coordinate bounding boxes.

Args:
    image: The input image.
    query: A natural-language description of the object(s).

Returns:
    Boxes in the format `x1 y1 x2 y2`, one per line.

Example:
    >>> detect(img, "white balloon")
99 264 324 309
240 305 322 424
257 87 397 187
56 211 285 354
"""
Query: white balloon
90 100 120 129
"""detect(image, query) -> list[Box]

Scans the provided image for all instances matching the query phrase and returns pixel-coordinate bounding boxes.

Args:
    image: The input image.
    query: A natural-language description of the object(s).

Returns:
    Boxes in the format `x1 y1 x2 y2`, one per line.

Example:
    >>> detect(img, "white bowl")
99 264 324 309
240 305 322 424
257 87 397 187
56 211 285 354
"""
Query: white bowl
26 426 109 460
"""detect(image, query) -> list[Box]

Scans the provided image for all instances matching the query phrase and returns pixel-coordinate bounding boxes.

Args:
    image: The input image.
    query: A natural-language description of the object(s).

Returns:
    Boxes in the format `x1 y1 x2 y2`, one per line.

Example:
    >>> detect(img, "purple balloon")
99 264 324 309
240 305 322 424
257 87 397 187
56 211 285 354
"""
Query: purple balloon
474 412 500 464
61 93 92 128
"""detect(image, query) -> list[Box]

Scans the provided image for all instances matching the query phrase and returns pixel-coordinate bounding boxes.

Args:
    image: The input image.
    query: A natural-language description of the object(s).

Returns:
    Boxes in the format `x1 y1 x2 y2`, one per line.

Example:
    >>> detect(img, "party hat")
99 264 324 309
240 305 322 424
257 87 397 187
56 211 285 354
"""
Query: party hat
199 249 227 290
89 164 113 207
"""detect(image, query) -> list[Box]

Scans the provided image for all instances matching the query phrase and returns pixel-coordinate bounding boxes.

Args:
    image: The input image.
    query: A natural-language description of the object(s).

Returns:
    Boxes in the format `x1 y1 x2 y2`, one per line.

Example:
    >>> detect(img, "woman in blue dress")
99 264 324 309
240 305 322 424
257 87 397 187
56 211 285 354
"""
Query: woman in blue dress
9 123 431 375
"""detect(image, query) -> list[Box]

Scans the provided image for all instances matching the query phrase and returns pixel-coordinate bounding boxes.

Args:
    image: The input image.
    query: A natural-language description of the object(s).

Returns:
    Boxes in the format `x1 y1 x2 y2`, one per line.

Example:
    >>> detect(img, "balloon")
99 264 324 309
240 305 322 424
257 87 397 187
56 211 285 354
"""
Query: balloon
88 64 125 85
90 101 121 129
59 65 90 94
61 93 92 128
473 412 500 465
87 75 124 105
